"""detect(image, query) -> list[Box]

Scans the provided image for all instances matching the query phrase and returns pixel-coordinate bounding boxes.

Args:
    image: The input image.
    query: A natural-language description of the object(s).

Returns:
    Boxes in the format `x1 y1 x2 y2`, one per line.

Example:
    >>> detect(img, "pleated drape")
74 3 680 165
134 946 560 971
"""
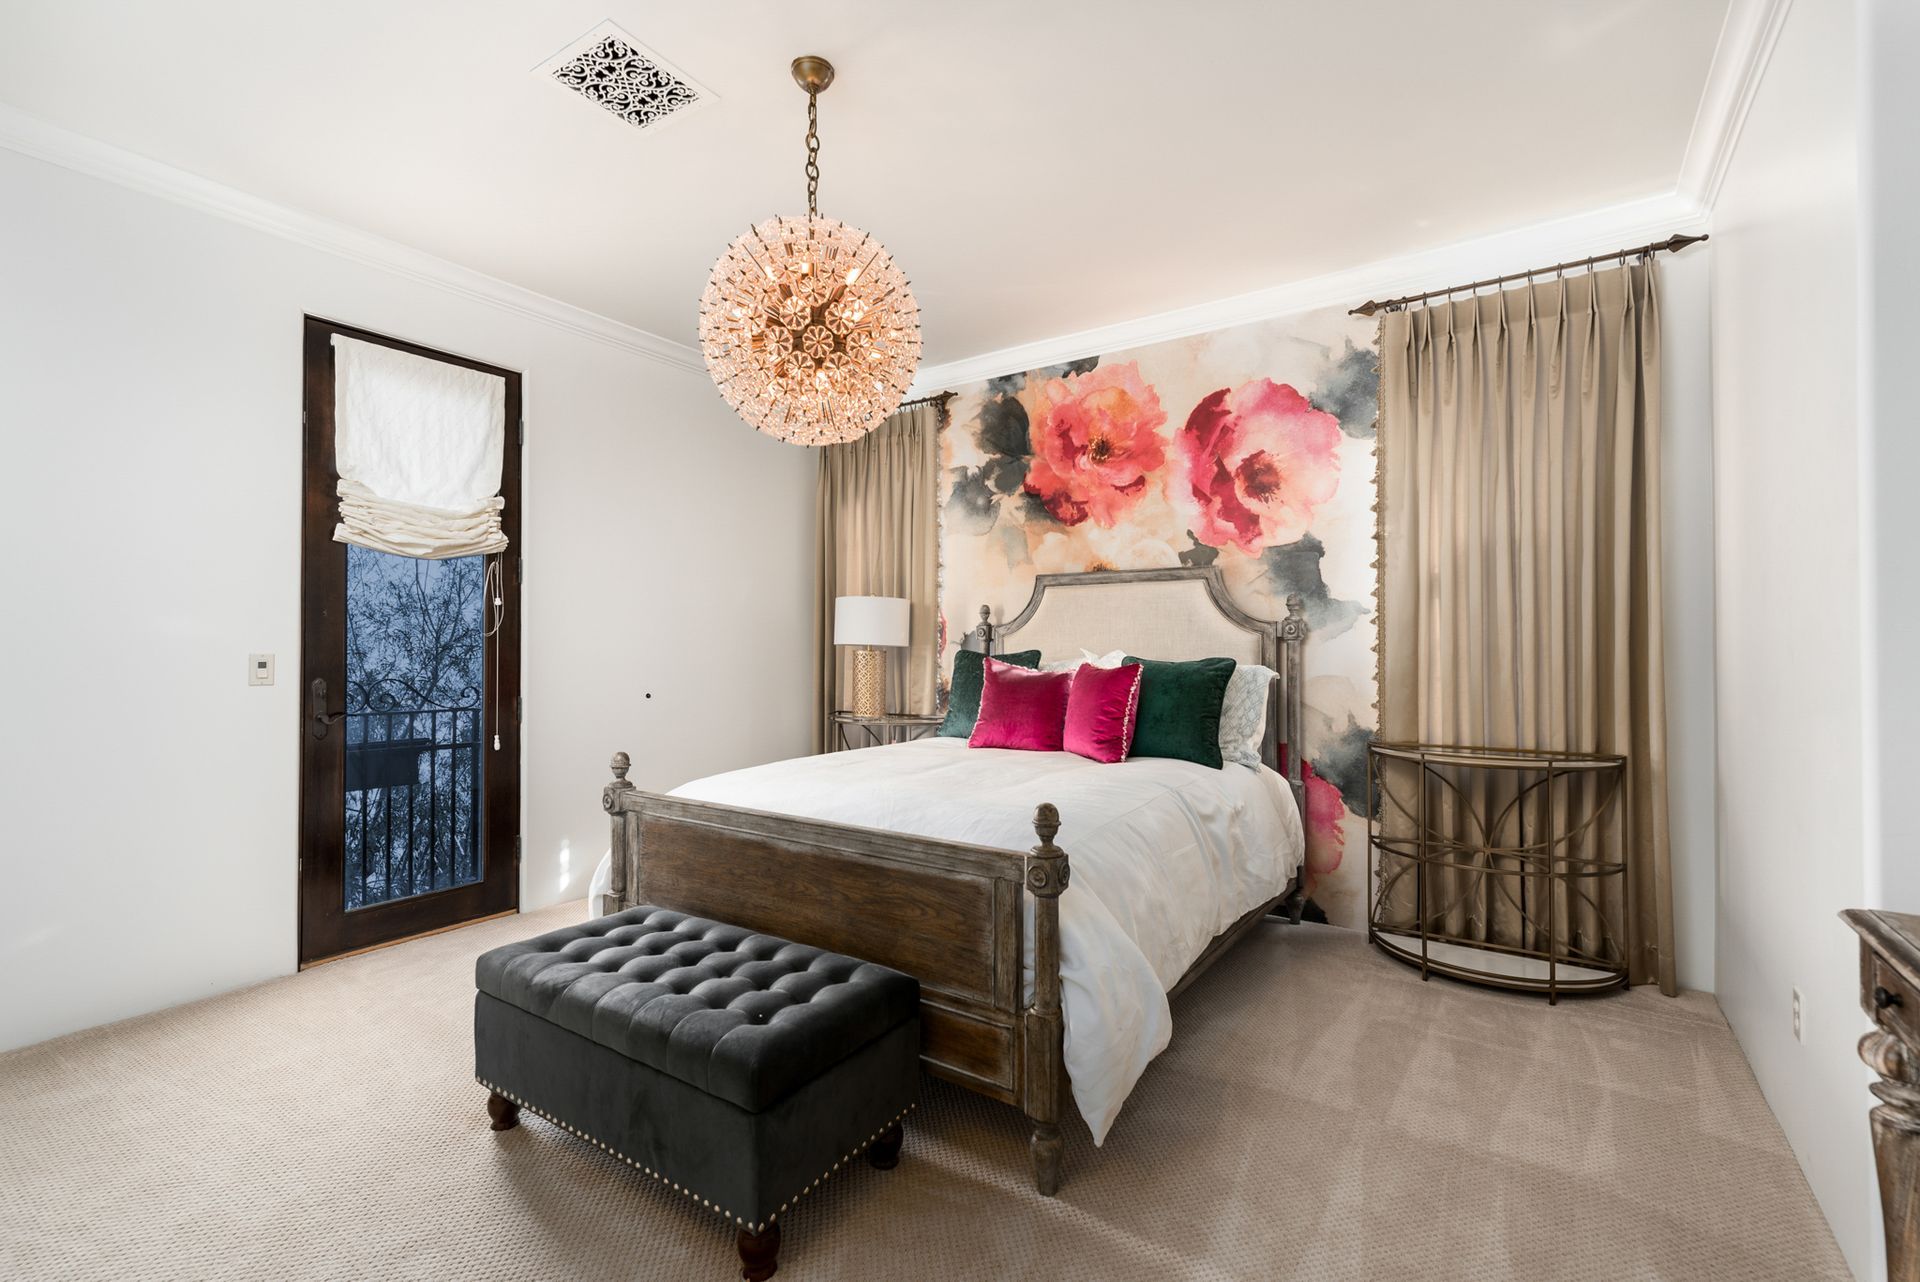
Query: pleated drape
813 400 943 751
1377 263 1676 993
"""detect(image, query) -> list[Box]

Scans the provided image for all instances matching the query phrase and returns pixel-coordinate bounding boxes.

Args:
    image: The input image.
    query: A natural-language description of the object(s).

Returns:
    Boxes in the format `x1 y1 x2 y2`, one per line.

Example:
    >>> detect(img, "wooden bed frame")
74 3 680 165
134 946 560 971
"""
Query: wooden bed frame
598 567 1309 1195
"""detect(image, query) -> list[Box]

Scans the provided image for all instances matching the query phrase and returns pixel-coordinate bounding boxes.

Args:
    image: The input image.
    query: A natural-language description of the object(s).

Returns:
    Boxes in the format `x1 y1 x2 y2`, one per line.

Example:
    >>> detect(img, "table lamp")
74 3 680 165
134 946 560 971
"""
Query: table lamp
834 595 909 719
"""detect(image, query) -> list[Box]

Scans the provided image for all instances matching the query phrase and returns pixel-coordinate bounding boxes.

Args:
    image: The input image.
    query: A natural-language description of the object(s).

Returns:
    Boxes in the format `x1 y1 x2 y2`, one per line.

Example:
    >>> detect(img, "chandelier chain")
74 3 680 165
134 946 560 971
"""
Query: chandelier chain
804 92 820 217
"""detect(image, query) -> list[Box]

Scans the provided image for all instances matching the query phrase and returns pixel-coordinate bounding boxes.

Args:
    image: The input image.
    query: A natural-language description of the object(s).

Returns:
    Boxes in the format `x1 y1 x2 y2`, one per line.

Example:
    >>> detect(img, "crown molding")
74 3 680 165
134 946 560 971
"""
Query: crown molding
1676 0 1794 210
0 102 705 374
910 189 1708 395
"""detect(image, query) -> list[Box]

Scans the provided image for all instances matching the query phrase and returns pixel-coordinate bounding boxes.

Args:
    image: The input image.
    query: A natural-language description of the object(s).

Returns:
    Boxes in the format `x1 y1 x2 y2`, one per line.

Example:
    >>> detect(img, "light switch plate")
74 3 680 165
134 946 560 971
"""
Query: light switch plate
249 653 275 686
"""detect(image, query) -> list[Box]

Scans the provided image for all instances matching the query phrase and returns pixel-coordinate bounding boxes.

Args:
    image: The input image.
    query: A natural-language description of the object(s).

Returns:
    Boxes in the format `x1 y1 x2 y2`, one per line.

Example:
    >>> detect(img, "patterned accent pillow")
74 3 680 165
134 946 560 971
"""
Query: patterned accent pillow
1216 663 1278 769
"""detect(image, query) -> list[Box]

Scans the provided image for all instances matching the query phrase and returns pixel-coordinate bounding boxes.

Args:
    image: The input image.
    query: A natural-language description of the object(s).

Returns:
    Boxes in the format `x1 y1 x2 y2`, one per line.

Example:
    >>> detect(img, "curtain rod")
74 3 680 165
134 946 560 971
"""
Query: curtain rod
894 390 955 410
1348 232 1708 318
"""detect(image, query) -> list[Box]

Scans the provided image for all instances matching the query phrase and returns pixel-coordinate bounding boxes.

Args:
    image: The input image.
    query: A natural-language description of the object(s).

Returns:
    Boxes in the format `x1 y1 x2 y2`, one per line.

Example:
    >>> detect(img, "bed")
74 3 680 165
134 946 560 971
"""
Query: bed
597 567 1309 1195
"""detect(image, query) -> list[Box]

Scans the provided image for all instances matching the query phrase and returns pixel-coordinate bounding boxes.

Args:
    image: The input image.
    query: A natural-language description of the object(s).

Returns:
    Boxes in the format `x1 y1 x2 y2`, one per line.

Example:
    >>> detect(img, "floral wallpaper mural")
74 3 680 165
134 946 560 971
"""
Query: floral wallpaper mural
938 305 1379 927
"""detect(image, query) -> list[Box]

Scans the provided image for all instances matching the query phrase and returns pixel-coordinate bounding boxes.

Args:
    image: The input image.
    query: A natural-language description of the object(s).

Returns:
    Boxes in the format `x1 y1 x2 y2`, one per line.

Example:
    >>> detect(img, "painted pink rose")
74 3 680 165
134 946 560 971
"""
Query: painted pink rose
1300 762 1347 881
1022 362 1168 527
1277 752 1346 895
1178 379 1341 553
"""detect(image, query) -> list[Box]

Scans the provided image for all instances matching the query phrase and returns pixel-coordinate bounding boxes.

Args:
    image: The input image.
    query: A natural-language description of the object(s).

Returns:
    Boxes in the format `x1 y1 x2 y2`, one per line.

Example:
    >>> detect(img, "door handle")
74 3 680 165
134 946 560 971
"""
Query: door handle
310 677 347 739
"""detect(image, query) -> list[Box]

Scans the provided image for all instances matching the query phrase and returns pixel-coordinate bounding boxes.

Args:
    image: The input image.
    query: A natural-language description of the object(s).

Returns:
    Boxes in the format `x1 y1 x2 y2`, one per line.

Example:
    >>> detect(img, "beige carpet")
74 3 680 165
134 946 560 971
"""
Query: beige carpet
0 904 1847 1281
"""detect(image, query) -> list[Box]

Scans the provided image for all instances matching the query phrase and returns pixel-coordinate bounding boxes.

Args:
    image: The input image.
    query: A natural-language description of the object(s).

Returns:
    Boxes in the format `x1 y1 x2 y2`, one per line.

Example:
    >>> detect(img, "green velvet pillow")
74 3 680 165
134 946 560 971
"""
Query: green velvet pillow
938 649 1042 738
1122 655 1237 768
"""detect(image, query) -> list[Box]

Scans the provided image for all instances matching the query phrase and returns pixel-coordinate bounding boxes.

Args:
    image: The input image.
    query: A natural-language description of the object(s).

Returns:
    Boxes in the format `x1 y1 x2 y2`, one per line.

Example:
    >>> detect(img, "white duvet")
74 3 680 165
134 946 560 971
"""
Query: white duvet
664 736 1304 1143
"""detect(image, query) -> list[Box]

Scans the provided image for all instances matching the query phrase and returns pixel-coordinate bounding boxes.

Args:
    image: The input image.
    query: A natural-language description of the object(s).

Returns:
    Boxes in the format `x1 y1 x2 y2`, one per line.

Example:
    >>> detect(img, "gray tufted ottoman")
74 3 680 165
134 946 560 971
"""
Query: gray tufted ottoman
474 905 920 1280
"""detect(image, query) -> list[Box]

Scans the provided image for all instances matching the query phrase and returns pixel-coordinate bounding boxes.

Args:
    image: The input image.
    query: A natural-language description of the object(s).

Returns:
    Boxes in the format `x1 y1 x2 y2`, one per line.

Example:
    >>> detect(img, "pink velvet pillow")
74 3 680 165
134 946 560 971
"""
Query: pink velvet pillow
1063 661 1144 764
969 657 1073 752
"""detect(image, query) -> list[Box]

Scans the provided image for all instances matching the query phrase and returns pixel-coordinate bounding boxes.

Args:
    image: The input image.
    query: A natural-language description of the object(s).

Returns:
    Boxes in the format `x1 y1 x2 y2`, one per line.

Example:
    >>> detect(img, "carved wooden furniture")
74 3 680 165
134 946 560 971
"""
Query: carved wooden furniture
1844 908 1920 1280
1367 743 1628 1002
474 906 921 1282
600 567 1309 1196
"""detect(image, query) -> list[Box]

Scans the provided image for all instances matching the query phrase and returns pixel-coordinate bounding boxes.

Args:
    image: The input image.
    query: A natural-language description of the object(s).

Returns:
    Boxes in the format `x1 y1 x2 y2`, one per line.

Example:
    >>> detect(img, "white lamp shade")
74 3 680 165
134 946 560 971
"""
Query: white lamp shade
834 595 910 648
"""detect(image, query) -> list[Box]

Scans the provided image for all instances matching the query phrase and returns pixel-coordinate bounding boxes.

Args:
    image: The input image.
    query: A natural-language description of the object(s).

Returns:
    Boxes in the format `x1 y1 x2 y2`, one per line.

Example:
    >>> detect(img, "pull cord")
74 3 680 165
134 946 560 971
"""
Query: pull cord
483 556 505 750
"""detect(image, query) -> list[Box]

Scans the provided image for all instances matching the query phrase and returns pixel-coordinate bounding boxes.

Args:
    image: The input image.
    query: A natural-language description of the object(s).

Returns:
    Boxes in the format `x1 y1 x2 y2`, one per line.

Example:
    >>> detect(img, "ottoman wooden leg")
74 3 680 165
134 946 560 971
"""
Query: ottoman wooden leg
486 1092 520 1132
867 1121 904 1170
736 1222 781 1281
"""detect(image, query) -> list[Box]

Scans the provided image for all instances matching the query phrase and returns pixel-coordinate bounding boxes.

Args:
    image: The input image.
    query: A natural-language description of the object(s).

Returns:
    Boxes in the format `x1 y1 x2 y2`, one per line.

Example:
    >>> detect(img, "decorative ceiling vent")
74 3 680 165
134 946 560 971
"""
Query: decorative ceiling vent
536 22 715 134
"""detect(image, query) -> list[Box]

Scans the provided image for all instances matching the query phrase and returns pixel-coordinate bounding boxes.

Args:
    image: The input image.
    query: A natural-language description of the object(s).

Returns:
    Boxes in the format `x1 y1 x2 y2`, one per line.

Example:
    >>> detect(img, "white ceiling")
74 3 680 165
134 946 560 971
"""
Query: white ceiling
0 1 1729 366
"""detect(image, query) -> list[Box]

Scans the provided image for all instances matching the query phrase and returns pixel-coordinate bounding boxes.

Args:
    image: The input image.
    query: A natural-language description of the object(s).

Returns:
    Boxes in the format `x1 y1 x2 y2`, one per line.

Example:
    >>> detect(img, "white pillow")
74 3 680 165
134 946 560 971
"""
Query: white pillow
1084 649 1273 769
1217 663 1277 768
1041 657 1084 674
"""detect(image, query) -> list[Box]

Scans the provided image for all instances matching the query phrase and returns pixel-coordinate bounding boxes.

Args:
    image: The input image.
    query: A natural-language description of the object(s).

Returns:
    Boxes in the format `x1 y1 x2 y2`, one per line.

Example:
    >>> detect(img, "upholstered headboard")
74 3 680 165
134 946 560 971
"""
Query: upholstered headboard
965 567 1308 809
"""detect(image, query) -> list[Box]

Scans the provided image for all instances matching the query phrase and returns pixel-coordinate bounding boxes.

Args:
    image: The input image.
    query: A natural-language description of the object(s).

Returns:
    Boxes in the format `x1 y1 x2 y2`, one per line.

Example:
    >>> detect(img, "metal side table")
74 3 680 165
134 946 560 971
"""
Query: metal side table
829 712 942 751
1367 742 1629 1002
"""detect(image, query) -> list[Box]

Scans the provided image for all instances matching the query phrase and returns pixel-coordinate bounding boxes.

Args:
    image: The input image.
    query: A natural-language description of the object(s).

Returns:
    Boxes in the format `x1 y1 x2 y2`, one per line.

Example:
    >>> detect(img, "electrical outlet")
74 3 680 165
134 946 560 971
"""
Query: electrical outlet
248 654 275 687
1791 986 1804 1043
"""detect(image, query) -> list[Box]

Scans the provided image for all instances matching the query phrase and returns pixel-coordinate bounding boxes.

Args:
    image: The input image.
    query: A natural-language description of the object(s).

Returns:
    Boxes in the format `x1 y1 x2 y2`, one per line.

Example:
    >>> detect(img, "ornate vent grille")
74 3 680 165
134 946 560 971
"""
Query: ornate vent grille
544 28 709 132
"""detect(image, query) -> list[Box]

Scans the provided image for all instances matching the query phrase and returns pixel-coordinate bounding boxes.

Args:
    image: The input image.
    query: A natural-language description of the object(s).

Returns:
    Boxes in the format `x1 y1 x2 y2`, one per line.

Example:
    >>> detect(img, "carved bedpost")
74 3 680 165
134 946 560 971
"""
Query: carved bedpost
600 752 635 916
971 604 995 655
1279 595 1311 924
1279 593 1308 791
1024 802 1069 1196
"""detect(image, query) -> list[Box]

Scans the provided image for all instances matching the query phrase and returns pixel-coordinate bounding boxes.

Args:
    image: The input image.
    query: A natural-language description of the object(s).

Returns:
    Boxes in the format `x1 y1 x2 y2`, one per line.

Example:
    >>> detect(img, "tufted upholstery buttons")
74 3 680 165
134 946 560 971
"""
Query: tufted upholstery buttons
475 906 919 1112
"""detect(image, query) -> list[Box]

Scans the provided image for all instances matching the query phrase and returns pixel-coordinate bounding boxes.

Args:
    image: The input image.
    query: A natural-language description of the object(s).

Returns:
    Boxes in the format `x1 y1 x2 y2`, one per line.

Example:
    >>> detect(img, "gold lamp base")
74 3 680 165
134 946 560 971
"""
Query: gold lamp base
850 646 887 720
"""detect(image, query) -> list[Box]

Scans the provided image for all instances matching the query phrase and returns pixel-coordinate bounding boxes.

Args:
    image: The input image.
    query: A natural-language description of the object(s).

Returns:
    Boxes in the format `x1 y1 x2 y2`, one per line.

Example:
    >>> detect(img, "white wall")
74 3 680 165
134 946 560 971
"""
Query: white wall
0 147 815 1052
1708 0 1879 1275
1658 248 1719 996
1861 1 1920 915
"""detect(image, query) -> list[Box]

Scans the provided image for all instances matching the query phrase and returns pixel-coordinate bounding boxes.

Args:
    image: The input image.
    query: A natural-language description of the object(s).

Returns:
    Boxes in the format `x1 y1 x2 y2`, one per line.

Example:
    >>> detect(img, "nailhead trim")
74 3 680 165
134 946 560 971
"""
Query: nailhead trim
478 1077 915 1235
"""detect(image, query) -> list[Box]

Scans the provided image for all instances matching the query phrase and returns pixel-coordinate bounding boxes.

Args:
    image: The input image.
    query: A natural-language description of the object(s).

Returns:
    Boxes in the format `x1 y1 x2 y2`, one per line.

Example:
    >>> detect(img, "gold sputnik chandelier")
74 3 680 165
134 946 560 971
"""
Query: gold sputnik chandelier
698 55 922 446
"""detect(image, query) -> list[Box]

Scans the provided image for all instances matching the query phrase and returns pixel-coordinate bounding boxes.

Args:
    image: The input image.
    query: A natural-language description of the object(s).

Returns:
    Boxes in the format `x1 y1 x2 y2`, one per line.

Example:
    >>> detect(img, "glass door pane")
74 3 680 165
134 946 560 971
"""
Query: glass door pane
342 546 487 910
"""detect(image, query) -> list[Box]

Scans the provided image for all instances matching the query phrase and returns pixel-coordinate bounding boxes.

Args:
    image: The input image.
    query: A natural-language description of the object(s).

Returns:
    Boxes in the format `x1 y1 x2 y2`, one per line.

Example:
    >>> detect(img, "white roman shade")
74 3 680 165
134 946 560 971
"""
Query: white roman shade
331 334 508 559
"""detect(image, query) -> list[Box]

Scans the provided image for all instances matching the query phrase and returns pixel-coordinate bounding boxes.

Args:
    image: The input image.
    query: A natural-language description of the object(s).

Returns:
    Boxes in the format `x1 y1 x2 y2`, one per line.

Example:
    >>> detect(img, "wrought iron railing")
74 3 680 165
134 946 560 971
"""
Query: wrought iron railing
343 705 484 910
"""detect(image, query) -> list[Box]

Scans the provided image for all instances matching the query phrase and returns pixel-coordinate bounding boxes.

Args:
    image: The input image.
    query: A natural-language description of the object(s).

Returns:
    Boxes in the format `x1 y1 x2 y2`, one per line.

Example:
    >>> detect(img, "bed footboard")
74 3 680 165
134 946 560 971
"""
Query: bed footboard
601 753 1070 1194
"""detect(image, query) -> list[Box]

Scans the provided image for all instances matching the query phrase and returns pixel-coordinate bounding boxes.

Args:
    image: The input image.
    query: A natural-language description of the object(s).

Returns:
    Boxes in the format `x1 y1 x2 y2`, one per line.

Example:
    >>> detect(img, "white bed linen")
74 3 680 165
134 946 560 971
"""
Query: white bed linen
665 737 1304 1143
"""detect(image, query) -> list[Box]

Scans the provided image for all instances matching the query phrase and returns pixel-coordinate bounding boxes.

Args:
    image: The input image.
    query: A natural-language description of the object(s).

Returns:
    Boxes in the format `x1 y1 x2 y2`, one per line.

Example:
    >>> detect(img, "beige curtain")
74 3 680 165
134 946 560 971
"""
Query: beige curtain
813 399 943 751
1377 263 1675 993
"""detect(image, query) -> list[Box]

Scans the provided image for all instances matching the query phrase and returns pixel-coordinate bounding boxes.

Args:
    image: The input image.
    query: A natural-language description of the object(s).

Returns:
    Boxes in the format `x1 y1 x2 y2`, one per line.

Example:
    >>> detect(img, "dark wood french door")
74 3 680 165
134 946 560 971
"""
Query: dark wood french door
298 317 521 965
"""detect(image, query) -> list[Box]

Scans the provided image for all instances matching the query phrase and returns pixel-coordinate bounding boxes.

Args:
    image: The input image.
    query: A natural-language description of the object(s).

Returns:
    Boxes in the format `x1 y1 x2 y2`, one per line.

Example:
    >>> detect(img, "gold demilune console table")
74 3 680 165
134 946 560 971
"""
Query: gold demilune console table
1367 742 1629 1003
